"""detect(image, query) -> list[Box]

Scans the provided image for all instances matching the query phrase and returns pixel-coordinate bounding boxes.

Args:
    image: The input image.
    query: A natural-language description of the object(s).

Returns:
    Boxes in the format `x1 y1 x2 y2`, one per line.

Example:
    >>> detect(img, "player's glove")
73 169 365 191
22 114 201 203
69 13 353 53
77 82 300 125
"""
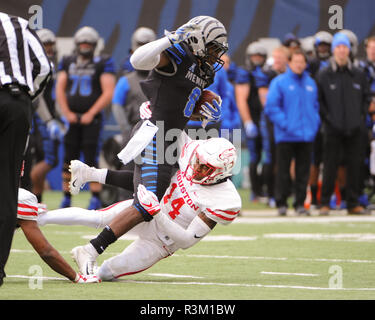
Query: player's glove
139 101 152 120
164 22 201 45
245 121 258 138
137 184 161 216
199 97 222 122
74 273 101 284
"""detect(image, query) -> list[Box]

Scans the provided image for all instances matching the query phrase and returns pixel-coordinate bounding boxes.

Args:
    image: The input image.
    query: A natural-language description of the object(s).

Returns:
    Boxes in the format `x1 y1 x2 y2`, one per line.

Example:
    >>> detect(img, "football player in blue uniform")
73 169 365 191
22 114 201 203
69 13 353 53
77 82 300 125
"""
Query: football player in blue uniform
27 28 66 203
71 16 228 263
56 26 116 210
235 41 268 201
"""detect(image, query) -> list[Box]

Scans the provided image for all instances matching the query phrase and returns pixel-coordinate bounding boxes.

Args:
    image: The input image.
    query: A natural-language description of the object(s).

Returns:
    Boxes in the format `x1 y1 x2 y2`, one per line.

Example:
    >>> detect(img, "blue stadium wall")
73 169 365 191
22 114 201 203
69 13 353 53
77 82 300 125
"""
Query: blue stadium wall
3 0 375 67
2 0 375 190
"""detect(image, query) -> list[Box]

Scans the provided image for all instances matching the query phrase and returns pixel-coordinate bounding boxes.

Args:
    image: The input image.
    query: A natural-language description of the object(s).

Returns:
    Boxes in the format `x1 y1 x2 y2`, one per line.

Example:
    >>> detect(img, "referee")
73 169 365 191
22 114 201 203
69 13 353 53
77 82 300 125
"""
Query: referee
0 12 51 286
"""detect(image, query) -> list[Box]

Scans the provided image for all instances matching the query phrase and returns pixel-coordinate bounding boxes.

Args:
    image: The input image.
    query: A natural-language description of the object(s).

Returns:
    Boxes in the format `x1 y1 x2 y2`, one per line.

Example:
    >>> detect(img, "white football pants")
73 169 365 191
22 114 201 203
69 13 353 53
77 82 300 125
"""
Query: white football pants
37 200 176 280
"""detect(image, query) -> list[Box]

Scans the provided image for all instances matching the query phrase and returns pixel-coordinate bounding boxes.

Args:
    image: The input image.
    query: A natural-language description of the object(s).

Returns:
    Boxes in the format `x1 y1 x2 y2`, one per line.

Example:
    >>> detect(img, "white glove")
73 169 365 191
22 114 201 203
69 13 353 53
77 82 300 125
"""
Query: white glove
137 184 161 216
164 22 201 45
74 273 101 284
139 101 152 120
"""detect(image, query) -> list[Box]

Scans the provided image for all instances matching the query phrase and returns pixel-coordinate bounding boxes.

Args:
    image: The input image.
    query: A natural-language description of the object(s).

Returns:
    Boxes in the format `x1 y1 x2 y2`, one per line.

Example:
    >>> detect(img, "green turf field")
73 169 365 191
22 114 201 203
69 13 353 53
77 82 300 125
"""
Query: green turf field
1 190 375 300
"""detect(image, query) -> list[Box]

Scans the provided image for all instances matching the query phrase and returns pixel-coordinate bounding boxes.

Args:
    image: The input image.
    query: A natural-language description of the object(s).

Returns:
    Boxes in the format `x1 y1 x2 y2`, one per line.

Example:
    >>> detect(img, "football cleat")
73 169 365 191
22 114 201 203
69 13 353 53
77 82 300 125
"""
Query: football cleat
69 160 89 195
71 246 98 275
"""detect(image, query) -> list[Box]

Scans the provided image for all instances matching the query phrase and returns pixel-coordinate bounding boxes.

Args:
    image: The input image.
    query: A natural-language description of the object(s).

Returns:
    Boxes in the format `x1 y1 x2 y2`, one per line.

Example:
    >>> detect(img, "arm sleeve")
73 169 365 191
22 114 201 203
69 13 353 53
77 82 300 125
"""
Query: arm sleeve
130 37 171 70
154 213 212 249
203 207 240 226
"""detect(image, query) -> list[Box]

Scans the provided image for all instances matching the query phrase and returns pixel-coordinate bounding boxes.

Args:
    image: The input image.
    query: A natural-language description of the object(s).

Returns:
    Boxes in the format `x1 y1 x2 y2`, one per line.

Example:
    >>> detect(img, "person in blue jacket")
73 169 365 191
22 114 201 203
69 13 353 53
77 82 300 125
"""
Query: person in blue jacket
265 49 320 216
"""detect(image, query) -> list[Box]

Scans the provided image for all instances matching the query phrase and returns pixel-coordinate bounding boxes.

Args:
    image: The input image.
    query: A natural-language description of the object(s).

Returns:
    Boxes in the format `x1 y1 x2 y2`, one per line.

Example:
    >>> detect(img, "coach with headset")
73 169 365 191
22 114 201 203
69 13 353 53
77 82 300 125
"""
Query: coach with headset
0 12 51 286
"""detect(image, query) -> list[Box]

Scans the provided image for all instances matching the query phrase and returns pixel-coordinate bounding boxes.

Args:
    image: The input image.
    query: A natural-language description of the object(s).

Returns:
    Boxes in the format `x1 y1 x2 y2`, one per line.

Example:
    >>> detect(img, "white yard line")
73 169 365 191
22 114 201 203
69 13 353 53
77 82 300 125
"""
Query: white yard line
8 274 67 281
11 248 375 264
115 279 375 292
7 274 375 292
263 233 375 242
234 215 375 224
147 273 204 279
260 271 319 277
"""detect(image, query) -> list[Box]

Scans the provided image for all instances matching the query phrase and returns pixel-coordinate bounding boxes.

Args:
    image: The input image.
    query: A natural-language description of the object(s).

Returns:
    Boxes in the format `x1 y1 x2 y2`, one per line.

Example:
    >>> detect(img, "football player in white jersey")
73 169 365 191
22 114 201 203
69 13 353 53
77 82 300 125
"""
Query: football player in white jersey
16 188 100 283
37 129 241 281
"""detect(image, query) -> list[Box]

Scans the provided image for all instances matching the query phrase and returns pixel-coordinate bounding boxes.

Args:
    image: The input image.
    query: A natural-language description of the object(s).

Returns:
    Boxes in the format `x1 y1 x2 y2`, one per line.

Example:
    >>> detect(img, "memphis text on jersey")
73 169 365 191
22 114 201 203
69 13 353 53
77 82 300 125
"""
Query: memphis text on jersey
185 63 208 88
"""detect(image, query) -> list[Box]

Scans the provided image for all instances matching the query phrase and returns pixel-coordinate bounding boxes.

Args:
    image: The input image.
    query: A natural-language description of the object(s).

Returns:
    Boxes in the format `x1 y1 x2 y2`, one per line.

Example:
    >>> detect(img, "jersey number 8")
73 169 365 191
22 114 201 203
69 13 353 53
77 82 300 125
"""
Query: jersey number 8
183 87 201 118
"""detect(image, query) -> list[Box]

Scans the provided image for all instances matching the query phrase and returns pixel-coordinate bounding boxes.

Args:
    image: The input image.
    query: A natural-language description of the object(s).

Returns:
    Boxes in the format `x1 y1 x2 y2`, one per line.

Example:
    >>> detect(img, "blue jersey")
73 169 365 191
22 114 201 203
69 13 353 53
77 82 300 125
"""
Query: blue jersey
140 42 213 133
235 65 270 124
58 54 116 113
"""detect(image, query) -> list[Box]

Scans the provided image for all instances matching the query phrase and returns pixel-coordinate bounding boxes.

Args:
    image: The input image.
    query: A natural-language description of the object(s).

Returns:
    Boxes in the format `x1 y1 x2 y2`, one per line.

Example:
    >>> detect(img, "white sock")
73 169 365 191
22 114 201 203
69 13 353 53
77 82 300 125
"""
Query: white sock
85 167 108 185
84 243 99 259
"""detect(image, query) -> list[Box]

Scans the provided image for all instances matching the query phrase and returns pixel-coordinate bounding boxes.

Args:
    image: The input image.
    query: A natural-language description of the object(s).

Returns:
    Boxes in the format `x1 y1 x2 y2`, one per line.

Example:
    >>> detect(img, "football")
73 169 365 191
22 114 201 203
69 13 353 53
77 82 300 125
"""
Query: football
190 90 220 121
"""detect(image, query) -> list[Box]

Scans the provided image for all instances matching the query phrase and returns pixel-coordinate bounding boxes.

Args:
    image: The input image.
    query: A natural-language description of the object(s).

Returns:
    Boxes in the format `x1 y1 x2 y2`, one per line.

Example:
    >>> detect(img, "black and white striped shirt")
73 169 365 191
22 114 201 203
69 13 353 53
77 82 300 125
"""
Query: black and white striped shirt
0 12 51 99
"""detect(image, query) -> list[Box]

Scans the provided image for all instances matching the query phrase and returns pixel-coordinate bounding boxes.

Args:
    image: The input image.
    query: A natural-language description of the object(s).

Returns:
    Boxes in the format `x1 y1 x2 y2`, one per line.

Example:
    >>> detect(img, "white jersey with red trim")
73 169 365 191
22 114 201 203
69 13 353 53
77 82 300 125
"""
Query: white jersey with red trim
160 168 241 232
17 188 39 221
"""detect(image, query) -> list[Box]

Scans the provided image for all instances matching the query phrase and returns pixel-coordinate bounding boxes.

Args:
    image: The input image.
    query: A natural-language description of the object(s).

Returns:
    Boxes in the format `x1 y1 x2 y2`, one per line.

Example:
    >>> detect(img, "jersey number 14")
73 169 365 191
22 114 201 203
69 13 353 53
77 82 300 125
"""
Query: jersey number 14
163 183 185 219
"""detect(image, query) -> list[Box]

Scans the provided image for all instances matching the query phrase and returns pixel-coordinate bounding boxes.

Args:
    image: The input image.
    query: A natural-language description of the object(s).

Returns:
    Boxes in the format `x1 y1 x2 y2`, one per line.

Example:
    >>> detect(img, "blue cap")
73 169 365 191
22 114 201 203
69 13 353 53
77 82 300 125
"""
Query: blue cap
331 32 351 52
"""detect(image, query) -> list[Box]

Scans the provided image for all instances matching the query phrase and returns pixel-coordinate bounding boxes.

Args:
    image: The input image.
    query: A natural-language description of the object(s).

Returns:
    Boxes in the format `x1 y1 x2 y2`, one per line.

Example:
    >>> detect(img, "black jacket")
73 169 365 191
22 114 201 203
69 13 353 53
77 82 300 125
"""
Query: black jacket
316 58 370 135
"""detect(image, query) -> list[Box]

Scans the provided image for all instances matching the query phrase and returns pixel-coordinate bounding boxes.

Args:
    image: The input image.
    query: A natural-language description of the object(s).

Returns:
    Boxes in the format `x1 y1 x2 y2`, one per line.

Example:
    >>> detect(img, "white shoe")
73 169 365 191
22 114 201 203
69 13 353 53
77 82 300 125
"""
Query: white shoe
71 246 98 275
69 160 89 195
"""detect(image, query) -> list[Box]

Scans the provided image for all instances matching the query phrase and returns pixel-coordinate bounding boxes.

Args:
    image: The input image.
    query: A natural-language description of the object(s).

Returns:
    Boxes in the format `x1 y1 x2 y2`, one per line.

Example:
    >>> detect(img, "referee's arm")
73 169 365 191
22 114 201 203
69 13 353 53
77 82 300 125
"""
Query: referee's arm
25 27 52 100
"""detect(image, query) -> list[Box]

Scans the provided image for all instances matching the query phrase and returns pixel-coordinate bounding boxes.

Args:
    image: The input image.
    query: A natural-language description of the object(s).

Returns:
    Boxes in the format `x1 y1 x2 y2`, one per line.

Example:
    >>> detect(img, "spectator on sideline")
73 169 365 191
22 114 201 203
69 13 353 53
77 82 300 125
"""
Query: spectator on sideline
265 49 320 216
317 32 370 215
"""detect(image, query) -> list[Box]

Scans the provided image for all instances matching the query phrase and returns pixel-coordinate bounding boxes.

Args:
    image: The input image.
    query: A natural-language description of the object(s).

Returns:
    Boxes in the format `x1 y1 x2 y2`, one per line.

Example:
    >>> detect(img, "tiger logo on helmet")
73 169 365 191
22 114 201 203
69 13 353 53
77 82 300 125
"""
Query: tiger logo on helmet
185 16 228 72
